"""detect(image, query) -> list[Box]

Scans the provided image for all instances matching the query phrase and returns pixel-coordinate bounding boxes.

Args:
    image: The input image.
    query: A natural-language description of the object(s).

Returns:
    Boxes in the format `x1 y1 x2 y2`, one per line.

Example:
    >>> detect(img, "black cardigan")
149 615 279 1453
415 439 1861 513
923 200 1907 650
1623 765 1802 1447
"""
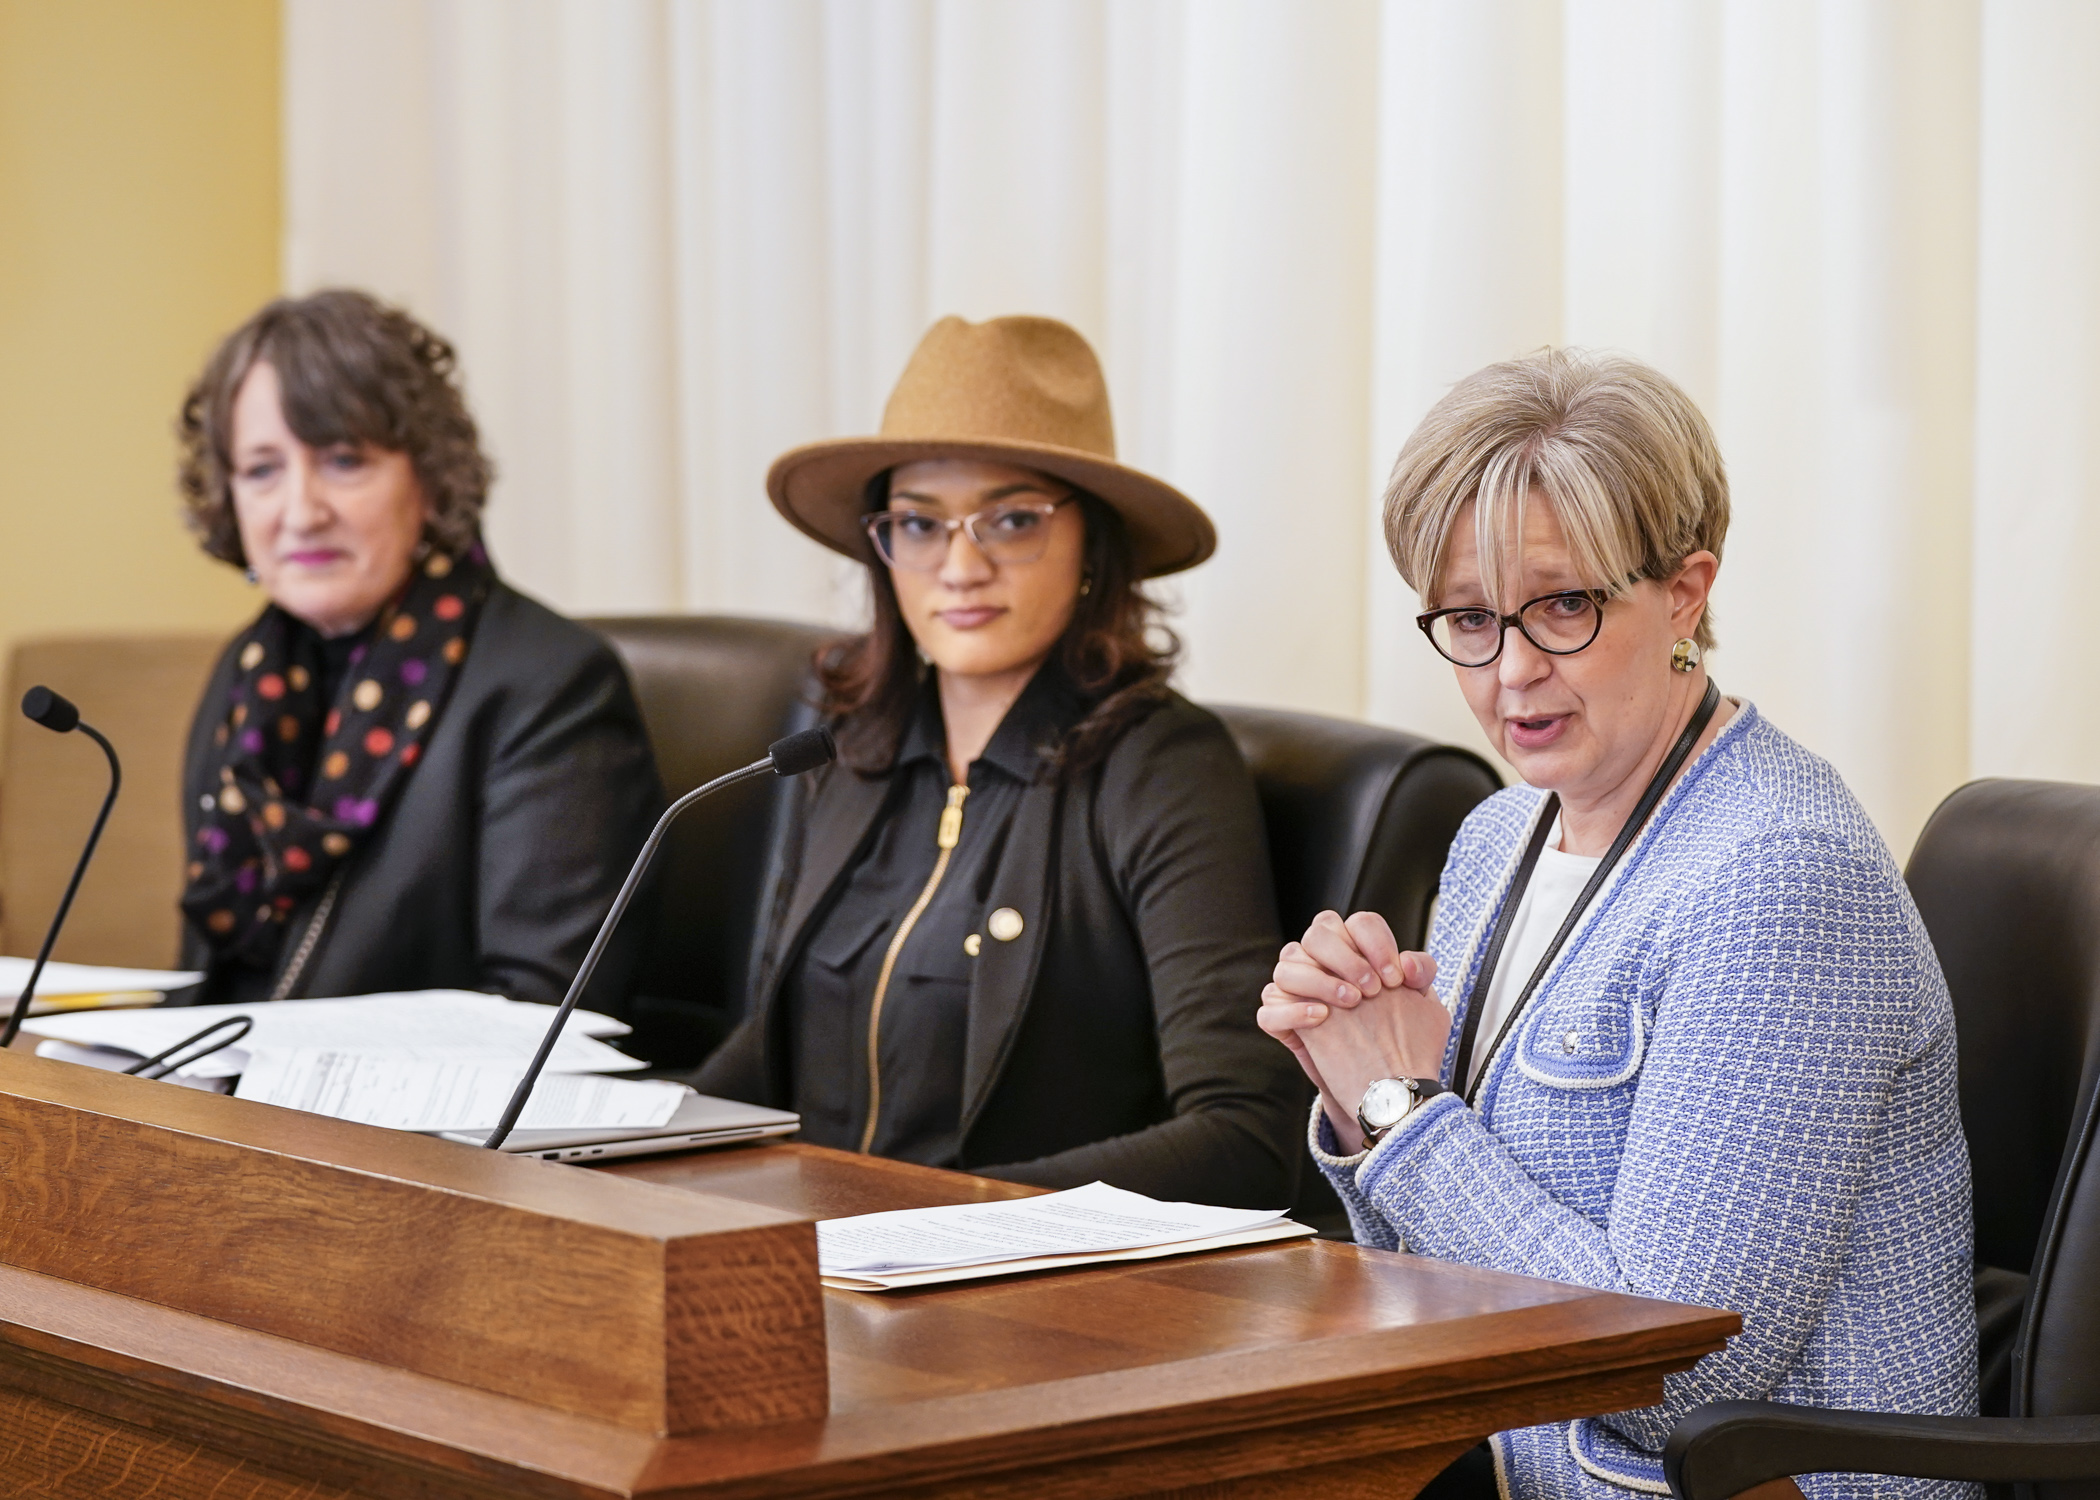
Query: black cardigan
178 583 664 1011
692 688 1303 1209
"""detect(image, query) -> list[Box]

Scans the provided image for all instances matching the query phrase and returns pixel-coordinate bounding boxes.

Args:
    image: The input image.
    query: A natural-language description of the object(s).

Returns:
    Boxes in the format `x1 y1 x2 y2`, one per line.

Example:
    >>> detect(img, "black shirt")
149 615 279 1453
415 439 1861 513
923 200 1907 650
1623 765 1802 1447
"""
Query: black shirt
780 669 1079 1165
313 622 373 727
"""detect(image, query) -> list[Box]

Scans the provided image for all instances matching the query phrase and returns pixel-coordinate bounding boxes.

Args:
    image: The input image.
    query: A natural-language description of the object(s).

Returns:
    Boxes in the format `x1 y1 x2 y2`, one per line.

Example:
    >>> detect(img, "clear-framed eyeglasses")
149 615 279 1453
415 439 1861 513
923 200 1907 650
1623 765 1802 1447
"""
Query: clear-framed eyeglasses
863 495 1073 572
1415 589 1612 668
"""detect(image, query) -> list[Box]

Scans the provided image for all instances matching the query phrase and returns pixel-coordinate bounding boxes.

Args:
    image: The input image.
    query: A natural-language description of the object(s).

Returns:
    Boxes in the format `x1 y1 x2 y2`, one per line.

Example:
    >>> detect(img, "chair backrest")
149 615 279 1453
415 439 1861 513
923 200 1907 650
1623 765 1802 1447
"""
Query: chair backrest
0 634 224 968
1209 705 1501 951
583 615 835 1065
1906 779 2100 1425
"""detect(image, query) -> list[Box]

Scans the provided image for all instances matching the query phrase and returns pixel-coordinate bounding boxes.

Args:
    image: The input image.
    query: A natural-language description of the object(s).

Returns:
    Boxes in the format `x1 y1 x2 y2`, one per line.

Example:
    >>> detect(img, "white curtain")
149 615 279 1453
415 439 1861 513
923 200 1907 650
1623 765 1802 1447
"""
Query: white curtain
283 0 2100 856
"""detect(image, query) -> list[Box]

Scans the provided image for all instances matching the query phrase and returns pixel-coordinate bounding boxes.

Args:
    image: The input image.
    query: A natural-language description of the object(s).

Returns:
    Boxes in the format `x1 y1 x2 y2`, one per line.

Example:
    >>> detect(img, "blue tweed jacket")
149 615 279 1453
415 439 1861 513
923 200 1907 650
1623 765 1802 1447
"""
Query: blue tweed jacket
1314 703 1978 1500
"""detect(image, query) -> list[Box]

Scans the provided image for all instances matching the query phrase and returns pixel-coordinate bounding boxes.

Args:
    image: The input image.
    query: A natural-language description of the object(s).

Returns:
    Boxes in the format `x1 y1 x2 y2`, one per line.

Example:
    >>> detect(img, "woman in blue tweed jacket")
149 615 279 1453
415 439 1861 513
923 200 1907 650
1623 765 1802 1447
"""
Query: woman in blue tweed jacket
1259 349 1976 1500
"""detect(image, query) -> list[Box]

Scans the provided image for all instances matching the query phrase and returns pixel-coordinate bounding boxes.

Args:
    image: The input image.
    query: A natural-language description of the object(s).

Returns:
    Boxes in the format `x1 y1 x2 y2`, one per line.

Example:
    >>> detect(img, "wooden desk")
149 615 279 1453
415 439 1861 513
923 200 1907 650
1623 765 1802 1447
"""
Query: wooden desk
0 1104 1735 1500
593 1143 1734 1499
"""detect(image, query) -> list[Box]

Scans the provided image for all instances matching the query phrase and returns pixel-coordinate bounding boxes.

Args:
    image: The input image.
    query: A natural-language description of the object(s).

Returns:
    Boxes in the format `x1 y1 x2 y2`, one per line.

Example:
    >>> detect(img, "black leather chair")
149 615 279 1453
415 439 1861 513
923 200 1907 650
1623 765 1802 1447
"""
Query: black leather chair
1666 779 2100 1500
585 615 834 1067
586 620 1505 1200
1210 705 1500 955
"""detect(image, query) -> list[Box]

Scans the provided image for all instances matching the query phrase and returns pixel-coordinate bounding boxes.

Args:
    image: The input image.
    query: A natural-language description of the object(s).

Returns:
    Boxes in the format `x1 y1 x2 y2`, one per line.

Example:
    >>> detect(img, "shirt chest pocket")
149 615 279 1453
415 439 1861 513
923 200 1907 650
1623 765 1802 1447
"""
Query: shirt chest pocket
1512 987 1646 1089
807 908 895 975
905 905 982 989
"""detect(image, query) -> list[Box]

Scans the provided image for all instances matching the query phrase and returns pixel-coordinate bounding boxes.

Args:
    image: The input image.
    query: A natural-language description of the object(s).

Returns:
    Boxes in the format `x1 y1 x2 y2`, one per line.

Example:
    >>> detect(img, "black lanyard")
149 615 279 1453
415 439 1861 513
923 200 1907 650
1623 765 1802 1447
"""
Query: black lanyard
1450 679 1721 1103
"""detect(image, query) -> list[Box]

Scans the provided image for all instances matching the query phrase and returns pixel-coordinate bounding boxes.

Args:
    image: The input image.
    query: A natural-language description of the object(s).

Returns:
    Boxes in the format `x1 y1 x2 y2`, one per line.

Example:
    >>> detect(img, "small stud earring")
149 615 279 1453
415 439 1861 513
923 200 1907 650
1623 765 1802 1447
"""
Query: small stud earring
1670 638 1702 673
244 566 259 585
1078 573 1093 597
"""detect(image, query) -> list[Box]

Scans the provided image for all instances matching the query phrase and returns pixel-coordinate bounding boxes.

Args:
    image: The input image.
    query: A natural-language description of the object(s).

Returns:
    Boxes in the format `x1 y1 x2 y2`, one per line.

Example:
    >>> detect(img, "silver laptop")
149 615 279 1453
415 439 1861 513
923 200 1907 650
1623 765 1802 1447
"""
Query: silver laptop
441 1091 799 1162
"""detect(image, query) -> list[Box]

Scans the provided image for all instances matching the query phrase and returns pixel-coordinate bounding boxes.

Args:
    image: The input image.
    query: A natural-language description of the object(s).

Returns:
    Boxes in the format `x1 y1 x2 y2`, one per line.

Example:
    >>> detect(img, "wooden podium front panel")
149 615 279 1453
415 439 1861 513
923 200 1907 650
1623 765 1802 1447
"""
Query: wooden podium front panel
0 1257 663 1499
0 1053 827 1434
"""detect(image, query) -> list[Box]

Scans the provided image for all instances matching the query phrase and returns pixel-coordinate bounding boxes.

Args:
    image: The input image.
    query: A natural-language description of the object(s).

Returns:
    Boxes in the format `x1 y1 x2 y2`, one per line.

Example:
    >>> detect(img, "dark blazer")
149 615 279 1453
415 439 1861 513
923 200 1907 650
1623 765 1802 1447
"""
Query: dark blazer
179 582 664 1010
692 689 1304 1209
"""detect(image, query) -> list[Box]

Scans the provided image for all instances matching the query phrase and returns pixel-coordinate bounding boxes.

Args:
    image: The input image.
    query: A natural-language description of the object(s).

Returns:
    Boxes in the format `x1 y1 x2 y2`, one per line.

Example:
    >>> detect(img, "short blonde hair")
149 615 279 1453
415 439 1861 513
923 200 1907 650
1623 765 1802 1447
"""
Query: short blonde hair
1382 348 1728 651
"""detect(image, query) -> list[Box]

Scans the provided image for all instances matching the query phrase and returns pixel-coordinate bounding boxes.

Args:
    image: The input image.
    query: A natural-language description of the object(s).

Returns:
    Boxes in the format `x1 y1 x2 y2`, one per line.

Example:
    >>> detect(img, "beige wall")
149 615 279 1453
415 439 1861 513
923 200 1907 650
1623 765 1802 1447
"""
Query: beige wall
0 0 280 670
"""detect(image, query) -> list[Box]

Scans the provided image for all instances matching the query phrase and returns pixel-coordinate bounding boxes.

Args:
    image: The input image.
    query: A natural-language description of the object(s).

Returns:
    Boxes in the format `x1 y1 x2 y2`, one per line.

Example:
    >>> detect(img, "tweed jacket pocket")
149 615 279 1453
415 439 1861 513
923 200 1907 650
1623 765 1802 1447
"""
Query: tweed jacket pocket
1564 1418 1671 1493
1513 988 1645 1090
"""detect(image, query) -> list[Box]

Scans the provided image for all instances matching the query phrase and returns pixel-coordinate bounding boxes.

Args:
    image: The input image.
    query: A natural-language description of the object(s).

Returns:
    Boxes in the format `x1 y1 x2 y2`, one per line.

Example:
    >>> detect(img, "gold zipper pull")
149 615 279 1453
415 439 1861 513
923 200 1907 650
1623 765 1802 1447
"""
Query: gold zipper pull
937 783 969 849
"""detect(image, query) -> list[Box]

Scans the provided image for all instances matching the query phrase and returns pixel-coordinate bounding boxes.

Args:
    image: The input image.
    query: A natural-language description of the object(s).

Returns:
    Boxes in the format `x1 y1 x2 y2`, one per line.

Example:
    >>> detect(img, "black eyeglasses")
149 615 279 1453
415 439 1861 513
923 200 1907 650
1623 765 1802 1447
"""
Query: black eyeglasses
862 496 1073 572
1416 589 1611 667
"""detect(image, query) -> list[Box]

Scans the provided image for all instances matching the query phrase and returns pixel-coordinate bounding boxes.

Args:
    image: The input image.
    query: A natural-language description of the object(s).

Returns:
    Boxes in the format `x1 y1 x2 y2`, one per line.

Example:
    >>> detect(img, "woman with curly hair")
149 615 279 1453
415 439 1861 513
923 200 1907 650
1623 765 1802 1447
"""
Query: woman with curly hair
174 289 662 1009
690 315 1301 1206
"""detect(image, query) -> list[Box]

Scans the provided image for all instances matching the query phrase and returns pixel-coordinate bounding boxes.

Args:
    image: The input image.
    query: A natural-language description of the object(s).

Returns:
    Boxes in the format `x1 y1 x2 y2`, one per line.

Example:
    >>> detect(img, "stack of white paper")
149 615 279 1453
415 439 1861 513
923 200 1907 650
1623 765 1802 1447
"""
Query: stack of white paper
817 1182 1313 1291
27 990 666 1132
233 1050 686 1133
29 990 638 1081
0 958 202 1012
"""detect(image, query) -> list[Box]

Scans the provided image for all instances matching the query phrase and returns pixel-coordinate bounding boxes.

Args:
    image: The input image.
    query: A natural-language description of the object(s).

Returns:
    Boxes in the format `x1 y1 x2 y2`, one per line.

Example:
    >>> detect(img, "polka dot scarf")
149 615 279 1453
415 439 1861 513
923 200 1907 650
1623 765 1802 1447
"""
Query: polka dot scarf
180 547 493 968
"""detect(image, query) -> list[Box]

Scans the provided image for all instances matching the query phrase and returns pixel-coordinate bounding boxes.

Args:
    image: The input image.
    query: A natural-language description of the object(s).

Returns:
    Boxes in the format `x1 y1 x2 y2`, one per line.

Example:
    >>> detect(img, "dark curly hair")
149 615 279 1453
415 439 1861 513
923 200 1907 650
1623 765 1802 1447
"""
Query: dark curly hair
816 475 1180 781
177 289 492 566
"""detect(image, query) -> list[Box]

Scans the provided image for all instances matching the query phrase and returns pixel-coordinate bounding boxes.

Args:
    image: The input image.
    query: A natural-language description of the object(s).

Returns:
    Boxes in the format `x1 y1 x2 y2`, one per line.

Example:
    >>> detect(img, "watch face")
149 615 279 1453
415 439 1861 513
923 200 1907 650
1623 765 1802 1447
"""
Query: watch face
1359 1077 1413 1131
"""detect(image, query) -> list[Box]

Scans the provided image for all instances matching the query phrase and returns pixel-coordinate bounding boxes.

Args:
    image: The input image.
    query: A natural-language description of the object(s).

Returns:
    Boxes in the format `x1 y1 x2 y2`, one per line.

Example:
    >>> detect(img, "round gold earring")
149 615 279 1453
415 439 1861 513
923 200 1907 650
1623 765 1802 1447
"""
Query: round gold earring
1078 574 1093 597
1670 638 1702 673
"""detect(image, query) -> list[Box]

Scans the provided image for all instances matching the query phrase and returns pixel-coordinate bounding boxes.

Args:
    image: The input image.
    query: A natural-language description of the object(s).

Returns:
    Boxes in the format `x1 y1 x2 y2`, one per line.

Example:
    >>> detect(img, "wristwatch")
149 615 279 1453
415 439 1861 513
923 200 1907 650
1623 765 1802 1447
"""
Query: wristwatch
1355 1076 1448 1147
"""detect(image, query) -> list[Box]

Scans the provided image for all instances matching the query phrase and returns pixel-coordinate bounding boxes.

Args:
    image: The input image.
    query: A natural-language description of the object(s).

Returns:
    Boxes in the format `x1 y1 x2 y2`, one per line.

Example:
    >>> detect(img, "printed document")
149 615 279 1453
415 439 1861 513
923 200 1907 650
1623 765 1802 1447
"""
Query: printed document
28 990 637 1079
821 1221 1314 1291
818 1181 1298 1278
234 1049 687 1132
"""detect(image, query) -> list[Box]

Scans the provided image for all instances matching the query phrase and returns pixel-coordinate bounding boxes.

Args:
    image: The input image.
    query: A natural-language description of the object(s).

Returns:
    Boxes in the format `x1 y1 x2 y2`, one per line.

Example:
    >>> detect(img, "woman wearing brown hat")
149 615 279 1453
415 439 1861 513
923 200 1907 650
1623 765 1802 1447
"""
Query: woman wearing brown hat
690 315 1301 1207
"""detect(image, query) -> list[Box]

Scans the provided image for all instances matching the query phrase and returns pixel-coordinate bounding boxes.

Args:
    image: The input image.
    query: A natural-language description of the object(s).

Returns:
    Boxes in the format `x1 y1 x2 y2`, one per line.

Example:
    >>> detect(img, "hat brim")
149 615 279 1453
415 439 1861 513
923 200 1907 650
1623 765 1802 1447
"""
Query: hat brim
766 437 1216 579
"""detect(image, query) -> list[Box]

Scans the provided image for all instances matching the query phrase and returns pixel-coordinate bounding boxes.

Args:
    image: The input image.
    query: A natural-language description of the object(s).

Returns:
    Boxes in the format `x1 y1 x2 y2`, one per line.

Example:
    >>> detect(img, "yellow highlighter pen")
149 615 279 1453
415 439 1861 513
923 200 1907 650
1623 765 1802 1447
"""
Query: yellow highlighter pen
25 990 164 1016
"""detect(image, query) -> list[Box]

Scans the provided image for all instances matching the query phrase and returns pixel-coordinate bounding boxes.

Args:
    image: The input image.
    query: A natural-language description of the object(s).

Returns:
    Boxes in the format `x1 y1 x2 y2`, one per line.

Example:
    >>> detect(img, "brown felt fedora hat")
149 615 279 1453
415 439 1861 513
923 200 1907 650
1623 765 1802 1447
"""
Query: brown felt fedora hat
767 315 1215 578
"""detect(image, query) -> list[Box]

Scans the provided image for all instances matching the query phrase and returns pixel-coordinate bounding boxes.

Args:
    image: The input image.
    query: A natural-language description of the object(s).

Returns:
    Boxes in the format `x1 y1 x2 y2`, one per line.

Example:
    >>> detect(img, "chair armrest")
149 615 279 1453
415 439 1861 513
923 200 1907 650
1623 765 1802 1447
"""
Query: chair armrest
1666 1400 2100 1500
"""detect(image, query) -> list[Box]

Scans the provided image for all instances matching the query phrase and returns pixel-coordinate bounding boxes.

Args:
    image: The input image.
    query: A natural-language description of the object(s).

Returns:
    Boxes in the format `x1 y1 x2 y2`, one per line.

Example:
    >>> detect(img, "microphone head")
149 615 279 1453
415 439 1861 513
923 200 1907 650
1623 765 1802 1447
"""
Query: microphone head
768 726 837 778
22 686 80 734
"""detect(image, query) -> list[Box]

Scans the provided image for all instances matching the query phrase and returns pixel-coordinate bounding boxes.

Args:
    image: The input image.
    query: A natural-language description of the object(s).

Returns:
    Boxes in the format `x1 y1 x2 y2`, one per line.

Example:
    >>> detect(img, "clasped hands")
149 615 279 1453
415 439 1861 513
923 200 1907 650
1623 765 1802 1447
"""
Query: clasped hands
1258 910 1454 1154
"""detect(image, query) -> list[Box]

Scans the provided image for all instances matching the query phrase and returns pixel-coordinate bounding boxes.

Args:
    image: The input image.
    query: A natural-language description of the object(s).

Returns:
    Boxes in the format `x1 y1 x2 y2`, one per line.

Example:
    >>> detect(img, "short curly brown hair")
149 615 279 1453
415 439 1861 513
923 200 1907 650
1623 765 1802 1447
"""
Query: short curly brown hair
177 289 493 567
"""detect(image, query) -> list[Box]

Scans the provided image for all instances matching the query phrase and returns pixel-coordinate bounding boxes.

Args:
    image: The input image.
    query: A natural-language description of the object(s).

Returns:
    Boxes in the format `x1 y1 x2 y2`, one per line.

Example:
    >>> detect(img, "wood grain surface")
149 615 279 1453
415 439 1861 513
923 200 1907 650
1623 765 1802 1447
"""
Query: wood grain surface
0 1111 1738 1500
0 1381 354 1500
1130 1441 1473 1500
0 1052 828 1434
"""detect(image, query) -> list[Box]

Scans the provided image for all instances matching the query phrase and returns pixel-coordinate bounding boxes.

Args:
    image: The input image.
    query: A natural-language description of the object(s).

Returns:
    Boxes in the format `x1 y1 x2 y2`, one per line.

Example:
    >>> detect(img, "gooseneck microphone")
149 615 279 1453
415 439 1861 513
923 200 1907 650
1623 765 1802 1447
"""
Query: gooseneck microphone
483 725 837 1149
1 689 123 1049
